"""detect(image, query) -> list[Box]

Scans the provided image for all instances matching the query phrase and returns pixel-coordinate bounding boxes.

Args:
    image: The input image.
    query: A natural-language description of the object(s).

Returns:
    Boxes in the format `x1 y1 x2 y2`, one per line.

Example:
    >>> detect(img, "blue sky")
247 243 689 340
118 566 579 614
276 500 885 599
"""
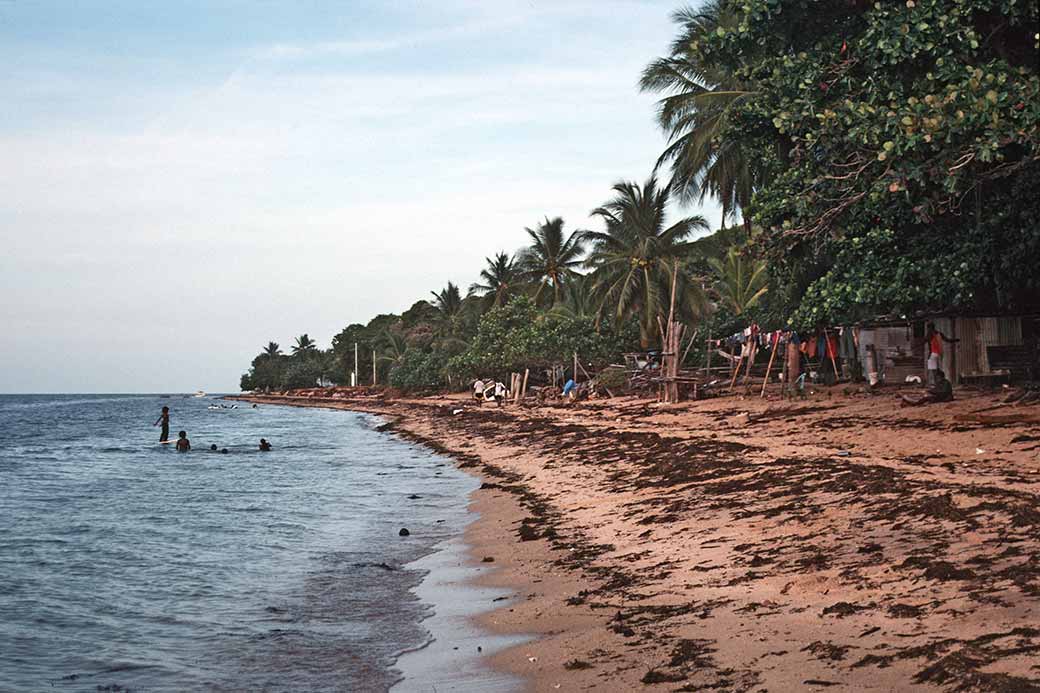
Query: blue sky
0 0 721 393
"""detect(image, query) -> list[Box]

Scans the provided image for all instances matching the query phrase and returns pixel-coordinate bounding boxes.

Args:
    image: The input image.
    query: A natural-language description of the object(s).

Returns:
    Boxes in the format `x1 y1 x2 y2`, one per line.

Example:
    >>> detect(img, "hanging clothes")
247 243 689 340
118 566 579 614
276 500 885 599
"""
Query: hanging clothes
825 332 839 360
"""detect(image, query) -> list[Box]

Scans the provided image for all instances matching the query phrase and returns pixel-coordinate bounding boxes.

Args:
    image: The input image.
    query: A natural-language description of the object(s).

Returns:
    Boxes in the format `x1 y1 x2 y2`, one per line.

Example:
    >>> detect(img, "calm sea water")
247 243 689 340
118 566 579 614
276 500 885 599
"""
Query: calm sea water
0 394 481 692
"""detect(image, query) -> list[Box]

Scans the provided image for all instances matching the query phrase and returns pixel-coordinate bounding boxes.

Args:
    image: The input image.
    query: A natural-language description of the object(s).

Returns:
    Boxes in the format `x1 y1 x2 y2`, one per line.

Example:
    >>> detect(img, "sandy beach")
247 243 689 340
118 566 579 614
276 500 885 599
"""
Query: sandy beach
233 386 1040 692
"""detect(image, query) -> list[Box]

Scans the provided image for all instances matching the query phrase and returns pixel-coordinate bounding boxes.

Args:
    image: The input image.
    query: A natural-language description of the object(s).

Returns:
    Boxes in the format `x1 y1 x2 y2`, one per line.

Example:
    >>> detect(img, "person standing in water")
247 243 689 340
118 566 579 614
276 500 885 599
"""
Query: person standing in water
154 406 170 442
258 438 272 451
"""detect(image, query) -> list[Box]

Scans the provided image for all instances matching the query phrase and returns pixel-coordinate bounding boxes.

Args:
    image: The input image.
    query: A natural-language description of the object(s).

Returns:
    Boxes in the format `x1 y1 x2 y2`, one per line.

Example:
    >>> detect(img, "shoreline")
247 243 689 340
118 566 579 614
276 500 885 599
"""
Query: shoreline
231 388 1040 691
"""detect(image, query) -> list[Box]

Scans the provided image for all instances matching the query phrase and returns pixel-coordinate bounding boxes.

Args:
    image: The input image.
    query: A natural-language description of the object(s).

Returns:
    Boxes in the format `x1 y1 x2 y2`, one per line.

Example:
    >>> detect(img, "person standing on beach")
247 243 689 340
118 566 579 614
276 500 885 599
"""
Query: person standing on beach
922 322 958 386
154 406 170 442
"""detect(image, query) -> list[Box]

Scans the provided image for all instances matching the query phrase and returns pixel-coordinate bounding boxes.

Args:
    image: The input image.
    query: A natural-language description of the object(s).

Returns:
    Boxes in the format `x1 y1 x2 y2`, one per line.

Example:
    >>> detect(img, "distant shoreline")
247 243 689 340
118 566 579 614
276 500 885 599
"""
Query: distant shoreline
228 388 1040 690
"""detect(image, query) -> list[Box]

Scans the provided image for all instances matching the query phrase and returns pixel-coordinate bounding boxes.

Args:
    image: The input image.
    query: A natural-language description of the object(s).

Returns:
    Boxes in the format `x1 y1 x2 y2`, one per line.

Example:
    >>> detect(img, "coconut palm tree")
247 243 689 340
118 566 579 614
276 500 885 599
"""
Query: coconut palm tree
469 252 523 310
640 2 764 230
262 342 282 358
547 272 596 321
429 282 466 341
708 247 769 316
292 334 318 356
375 327 409 365
584 175 710 347
518 217 586 307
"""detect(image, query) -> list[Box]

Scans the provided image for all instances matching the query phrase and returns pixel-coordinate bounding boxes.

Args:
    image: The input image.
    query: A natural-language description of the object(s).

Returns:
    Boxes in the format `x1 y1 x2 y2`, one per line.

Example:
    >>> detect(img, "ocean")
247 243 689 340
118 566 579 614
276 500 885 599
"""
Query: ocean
0 394 511 692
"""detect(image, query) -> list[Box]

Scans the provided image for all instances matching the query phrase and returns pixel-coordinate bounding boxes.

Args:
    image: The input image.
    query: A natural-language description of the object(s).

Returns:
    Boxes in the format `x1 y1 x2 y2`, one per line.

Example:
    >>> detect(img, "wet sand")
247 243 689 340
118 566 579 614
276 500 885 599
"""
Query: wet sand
391 535 527 692
234 386 1040 691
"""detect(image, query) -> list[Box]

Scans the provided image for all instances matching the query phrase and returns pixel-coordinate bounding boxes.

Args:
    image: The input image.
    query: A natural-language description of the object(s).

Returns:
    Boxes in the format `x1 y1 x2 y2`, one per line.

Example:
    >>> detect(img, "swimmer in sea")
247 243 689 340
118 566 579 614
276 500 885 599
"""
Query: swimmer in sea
258 438 272 451
175 430 190 452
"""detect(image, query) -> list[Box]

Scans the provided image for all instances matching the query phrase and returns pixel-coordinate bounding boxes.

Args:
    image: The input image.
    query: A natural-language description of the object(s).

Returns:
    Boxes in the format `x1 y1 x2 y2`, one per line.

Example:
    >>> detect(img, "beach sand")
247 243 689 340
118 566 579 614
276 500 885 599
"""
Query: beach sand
234 386 1040 691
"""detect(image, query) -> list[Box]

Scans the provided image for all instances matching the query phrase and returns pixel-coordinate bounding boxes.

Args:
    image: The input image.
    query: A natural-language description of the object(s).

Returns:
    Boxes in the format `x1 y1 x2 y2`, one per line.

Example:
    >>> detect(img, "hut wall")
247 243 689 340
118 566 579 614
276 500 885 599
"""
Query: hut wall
953 316 1023 380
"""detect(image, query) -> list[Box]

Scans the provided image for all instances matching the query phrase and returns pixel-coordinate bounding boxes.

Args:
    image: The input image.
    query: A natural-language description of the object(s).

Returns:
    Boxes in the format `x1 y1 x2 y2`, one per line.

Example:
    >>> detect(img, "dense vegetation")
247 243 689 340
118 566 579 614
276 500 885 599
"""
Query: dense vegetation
643 0 1039 325
241 0 1038 391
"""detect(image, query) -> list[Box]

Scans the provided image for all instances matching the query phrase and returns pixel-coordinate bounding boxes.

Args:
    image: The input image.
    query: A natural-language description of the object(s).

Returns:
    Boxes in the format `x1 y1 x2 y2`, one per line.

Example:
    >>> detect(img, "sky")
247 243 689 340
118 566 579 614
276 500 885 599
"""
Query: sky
0 0 722 393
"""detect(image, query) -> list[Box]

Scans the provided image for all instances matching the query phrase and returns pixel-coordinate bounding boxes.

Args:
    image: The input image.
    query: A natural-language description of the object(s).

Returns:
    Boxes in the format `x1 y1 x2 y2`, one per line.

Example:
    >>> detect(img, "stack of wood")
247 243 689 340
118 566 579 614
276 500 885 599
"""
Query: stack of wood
659 262 683 404
509 370 530 403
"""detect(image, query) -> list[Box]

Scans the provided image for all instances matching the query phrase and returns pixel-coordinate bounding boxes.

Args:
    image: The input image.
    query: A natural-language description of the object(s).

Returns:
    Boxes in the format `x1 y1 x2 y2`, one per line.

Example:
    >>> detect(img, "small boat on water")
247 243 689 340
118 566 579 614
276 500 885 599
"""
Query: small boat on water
193 391 207 398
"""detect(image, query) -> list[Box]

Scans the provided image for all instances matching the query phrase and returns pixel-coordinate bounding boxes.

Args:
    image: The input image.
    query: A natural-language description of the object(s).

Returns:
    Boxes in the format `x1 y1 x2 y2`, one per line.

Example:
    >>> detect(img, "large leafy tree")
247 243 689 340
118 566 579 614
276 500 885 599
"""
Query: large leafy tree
677 0 1039 324
469 252 524 310
584 176 711 347
447 296 639 382
518 217 586 306
641 2 765 229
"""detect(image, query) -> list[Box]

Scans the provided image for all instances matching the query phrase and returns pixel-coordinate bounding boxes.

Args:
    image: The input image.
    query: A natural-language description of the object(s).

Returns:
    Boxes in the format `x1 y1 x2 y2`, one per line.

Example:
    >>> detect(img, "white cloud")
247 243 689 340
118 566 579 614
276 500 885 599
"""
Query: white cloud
0 0 722 392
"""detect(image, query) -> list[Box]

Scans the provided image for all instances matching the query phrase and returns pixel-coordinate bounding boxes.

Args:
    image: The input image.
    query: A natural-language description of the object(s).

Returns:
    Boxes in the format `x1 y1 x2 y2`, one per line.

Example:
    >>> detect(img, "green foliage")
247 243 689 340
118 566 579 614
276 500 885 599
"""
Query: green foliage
447 296 640 382
388 349 449 390
640 1 765 225
240 351 289 391
291 334 318 355
708 247 769 316
652 0 1040 324
469 251 525 310
281 358 326 389
585 175 711 346
518 217 587 307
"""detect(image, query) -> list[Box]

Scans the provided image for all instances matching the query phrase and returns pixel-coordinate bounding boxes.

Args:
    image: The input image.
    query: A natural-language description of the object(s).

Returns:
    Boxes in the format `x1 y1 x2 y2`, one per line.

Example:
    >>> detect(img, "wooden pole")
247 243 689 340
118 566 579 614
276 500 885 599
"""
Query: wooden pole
662 260 680 403
354 342 359 387
743 340 757 382
521 368 529 400
573 352 579 385
761 331 780 398
729 345 744 391
705 337 712 376
372 349 377 385
680 328 698 371
825 328 840 381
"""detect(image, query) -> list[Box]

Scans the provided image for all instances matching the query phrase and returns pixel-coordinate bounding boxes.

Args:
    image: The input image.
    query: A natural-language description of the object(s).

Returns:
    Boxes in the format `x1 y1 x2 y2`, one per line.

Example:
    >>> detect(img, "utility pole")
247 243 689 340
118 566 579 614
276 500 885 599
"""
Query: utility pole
372 349 377 385
354 342 359 386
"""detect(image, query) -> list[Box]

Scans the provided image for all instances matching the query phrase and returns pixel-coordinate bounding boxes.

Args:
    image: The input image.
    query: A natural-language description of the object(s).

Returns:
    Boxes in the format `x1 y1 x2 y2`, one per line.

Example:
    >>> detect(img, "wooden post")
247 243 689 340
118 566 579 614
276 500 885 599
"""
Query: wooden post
705 337 712 376
729 345 744 391
354 342 359 387
521 368 529 400
573 352 579 385
681 328 697 371
372 349 377 385
743 339 757 383
825 328 840 381
657 260 682 403
761 331 780 398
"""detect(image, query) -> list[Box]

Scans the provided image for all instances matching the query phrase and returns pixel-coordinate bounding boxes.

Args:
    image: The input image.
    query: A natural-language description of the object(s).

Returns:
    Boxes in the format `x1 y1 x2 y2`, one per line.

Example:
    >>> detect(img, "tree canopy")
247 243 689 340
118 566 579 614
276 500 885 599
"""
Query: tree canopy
657 0 1038 324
